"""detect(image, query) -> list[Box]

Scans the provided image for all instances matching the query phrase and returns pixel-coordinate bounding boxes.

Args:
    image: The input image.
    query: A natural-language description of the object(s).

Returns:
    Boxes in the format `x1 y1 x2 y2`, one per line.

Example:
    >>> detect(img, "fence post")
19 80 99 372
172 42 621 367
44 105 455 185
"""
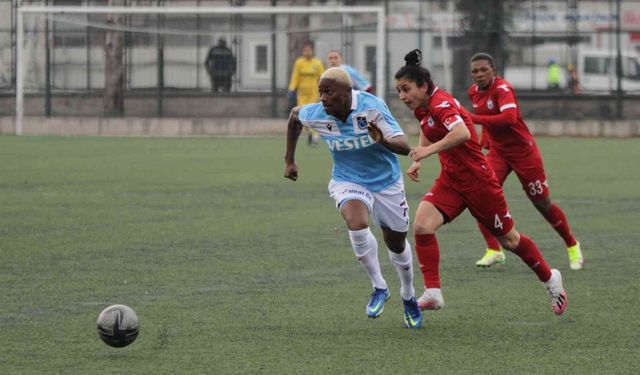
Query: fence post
271 0 277 118
615 0 623 119
45 0 51 117
157 7 165 118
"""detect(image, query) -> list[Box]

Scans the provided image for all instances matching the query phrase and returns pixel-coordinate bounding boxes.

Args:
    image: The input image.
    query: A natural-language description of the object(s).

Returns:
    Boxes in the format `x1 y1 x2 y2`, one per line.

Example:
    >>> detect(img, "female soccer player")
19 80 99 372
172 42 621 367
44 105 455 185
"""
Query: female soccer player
284 67 422 329
468 53 583 270
395 50 567 315
327 50 373 94
288 41 325 146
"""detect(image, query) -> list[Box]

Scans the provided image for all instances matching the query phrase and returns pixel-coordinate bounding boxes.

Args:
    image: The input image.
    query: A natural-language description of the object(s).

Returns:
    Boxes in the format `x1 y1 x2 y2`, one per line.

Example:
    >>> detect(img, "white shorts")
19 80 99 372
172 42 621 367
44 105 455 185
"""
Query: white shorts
328 178 410 233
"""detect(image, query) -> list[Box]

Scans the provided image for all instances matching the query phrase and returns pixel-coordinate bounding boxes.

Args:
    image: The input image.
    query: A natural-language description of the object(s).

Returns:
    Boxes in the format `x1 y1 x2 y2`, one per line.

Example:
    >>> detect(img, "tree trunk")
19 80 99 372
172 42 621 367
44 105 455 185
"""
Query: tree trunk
104 0 125 116
287 0 312 79
453 0 512 93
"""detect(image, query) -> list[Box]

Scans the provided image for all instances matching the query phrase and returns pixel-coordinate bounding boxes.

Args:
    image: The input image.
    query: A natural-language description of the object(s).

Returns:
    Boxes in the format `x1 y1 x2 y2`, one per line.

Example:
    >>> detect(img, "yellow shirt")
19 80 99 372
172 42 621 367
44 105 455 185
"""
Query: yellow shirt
288 57 325 106
547 64 562 85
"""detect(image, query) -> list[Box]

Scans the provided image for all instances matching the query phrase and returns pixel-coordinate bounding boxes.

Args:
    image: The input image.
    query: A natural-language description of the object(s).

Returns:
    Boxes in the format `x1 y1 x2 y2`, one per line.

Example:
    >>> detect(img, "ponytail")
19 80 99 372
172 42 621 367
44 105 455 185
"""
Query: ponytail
394 49 435 94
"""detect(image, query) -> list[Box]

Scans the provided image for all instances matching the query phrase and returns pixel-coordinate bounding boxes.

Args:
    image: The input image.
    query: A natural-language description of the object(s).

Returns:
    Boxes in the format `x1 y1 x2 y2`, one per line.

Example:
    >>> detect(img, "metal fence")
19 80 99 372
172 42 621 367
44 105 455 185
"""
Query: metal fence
1 0 639 119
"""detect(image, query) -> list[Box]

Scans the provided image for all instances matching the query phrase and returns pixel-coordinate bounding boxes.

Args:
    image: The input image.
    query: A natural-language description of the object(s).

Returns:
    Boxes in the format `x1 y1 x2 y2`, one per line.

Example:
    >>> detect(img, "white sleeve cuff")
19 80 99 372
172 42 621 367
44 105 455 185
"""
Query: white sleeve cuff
499 103 517 112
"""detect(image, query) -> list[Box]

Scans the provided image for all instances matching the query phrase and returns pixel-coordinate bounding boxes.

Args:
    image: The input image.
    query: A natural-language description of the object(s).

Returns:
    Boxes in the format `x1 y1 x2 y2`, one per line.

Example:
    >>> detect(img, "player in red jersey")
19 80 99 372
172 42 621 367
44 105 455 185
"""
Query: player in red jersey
395 49 567 315
468 52 583 270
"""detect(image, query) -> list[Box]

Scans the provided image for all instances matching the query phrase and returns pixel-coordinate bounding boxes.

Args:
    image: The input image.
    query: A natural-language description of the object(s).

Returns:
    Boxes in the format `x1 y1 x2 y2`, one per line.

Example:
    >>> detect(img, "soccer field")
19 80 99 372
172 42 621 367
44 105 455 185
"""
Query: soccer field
1 135 639 374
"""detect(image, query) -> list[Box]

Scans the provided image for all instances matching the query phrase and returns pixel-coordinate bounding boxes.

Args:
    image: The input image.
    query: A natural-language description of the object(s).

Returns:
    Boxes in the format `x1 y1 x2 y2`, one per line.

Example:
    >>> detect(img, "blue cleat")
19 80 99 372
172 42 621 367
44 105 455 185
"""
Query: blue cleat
402 297 423 329
366 288 390 318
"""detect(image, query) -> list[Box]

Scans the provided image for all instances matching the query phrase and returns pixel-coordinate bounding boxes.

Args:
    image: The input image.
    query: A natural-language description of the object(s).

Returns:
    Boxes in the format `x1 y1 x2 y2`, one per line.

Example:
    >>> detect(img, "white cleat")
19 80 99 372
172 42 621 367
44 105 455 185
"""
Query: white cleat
417 288 444 311
544 269 568 315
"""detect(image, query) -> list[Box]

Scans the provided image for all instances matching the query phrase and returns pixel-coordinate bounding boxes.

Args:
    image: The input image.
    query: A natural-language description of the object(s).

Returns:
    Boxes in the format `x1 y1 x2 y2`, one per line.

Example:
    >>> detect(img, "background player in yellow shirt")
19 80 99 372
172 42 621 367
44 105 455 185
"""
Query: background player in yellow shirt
288 41 325 145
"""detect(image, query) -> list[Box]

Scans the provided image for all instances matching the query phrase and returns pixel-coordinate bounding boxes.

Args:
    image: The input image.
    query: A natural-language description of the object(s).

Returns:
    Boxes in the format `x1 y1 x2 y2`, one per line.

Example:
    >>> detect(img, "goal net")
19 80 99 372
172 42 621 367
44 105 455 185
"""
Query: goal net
15 3 386 135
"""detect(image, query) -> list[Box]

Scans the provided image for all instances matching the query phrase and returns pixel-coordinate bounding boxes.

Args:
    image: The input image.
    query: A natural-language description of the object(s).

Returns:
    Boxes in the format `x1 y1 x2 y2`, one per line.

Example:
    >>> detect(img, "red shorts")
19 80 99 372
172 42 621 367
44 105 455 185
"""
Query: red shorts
486 146 549 201
422 178 514 237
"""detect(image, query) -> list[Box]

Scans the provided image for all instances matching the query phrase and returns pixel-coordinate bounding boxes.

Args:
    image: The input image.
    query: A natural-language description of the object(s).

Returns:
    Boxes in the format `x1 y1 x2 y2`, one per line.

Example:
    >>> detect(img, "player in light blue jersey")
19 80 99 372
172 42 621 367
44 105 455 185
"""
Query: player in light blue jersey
327 51 373 94
284 67 422 329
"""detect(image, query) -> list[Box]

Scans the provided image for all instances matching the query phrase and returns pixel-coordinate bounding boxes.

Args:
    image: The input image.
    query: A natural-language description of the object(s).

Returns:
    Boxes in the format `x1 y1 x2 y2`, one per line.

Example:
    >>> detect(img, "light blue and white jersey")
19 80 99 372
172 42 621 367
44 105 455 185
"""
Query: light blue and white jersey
341 64 371 92
298 90 404 192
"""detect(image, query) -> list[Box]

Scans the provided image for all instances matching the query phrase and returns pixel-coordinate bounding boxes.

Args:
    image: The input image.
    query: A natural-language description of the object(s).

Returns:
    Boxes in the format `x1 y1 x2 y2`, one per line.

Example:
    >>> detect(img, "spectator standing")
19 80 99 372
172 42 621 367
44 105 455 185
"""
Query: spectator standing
546 58 561 91
205 38 236 93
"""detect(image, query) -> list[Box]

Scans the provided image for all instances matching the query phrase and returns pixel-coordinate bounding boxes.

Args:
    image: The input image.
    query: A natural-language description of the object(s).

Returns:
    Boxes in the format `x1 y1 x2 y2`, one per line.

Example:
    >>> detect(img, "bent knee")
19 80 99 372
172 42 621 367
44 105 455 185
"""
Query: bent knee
532 197 552 212
385 240 406 253
413 221 438 235
498 230 521 250
346 220 368 231
382 230 408 253
413 203 444 234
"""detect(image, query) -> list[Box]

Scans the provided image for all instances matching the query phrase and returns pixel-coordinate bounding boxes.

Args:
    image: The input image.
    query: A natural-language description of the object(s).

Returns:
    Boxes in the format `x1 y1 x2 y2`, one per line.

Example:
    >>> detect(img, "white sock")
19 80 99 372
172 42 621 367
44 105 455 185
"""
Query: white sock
388 240 415 300
349 228 387 290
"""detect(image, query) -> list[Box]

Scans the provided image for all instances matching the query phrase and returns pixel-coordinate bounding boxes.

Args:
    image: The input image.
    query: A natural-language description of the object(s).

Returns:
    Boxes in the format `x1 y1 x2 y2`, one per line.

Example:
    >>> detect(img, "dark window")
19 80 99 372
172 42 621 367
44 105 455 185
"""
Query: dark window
365 45 376 75
584 56 609 75
255 45 267 73
625 57 640 79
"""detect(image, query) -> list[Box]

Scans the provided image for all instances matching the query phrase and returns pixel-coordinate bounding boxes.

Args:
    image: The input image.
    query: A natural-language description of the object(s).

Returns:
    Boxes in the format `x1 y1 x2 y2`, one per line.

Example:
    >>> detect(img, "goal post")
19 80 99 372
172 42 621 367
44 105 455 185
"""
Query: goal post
15 4 387 136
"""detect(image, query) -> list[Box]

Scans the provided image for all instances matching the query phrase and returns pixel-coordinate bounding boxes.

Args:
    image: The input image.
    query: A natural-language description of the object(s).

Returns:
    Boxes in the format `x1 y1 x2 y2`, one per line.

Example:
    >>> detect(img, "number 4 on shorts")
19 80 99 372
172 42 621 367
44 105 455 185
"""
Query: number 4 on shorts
494 214 504 230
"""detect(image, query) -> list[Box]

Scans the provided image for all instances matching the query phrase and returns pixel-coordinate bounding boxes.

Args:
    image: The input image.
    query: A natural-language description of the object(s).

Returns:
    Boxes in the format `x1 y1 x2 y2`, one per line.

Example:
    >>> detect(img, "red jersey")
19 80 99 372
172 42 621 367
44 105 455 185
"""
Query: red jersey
414 87 495 193
467 77 536 157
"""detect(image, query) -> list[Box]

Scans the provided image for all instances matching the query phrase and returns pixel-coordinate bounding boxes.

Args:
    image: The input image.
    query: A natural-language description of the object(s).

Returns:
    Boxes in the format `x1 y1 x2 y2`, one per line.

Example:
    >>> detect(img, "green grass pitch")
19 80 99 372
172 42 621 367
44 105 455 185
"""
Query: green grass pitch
0 135 639 374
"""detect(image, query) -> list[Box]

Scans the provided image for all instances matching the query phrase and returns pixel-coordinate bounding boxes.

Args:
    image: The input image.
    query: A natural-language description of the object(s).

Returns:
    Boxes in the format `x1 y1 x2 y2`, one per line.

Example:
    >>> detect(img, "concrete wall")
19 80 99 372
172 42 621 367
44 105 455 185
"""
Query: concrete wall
387 94 640 122
0 93 290 118
2 93 639 120
2 115 639 138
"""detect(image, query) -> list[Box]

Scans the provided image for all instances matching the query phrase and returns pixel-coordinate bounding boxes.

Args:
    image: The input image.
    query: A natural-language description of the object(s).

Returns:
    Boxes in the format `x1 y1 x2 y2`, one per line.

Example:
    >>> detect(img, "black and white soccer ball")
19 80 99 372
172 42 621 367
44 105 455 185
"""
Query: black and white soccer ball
96 304 140 348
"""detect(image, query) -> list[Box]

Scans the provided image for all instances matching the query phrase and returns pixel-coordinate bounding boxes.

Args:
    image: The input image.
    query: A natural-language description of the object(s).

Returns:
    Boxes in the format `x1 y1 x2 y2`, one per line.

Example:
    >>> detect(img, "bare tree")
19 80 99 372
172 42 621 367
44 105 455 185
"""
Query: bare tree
452 0 513 93
286 0 312 79
104 0 125 116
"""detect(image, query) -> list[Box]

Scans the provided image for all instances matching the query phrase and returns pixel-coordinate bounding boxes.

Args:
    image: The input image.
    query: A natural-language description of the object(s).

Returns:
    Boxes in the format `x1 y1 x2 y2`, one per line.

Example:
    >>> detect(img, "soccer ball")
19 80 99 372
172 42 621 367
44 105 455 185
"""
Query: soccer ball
96 304 140 348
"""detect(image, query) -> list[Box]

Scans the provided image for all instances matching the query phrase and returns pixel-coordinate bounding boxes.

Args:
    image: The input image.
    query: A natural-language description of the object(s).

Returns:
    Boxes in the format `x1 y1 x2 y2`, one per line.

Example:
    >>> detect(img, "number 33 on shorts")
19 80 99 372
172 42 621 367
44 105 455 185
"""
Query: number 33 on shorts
527 179 548 196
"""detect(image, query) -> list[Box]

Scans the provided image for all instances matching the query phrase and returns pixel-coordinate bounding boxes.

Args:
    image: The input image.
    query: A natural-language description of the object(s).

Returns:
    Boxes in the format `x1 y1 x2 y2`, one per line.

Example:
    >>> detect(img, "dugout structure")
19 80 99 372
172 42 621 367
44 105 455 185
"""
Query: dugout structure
15 4 387 135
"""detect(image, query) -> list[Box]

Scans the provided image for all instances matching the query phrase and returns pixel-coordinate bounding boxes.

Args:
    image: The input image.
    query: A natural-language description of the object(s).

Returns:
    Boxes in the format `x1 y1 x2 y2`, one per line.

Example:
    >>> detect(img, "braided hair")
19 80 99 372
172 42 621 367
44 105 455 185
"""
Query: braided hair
394 49 435 94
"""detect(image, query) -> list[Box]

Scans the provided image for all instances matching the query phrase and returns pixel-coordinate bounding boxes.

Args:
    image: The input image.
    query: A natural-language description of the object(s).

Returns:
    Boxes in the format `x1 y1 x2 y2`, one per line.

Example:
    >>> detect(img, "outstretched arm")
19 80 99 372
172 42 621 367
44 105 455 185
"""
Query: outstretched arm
383 134 411 155
410 122 470 162
469 109 517 131
284 106 304 181
367 120 410 155
406 131 431 182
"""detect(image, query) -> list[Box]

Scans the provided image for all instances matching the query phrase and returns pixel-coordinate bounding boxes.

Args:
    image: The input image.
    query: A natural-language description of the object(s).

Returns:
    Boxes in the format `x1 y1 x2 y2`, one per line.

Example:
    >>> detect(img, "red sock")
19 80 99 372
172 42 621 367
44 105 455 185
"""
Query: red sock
543 203 577 247
511 234 552 282
477 221 502 250
415 234 441 288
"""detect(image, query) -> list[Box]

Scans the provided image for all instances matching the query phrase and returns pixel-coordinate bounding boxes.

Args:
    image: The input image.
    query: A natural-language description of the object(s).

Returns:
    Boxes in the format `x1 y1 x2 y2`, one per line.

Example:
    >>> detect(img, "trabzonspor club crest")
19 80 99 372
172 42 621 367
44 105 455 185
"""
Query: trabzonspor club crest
487 99 494 109
356 116 368 130
421 117 435 128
